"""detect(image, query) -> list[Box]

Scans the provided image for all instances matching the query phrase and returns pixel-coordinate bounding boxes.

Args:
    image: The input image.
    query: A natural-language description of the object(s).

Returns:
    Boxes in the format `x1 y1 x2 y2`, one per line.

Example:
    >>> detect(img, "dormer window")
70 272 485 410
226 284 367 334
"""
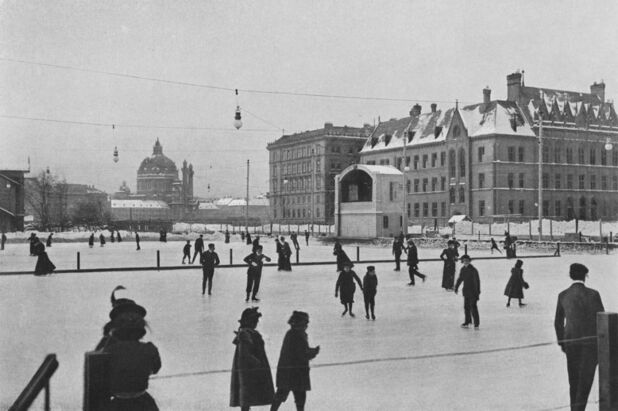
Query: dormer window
407 131 415 143
384 134 392 146
452 125 460 138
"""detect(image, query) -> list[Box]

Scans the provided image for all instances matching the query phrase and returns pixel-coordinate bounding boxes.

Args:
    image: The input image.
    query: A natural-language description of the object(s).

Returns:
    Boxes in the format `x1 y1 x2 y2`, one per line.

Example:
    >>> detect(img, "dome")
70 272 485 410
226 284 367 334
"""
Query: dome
137 139 178 175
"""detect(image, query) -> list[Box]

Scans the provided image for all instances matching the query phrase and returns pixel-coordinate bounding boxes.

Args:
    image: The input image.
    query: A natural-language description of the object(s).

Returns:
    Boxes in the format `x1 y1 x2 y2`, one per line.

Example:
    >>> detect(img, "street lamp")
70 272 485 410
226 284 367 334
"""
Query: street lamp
605 137 614 151
233 89 243 130
402 121 414 236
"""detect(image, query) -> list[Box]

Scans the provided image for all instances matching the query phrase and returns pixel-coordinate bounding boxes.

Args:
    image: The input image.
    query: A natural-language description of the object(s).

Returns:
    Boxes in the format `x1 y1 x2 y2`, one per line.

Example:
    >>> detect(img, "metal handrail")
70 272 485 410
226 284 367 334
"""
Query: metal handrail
9 354 59 411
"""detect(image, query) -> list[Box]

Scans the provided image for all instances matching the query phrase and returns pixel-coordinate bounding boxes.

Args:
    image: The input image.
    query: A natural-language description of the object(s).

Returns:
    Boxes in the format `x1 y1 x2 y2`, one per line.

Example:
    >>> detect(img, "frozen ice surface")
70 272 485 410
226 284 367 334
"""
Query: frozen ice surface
0 240 616 410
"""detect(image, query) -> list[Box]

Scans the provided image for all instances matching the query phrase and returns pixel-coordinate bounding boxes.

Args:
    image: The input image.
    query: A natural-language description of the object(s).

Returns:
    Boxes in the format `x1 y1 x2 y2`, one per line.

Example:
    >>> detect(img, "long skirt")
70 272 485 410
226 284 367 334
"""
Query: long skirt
441 262 456 289
34 252 55 275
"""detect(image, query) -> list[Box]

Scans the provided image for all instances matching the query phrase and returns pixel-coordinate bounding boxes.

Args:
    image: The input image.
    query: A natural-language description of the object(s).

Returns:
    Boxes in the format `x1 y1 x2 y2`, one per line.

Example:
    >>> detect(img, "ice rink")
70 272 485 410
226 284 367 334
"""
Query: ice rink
1 239 616 410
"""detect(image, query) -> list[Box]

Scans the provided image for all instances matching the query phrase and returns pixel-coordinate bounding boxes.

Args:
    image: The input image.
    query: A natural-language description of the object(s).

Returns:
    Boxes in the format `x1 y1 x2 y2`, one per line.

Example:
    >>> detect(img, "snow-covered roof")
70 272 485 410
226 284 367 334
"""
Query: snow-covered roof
458 101 536 137
227 198 270 207
111 199 169 209
0 159 30 171
198 202 219 210
339 164 403 177
448 215 471 223
214 197 234 206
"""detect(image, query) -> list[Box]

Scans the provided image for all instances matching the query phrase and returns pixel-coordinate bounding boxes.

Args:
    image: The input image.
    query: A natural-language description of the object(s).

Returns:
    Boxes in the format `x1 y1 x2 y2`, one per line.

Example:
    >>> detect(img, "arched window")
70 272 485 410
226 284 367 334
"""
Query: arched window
566 197 574 220
449 187 455 204
458 186 465 203
579 197 587 220
340 169 373 202
449 149 456 178
458 148 466 177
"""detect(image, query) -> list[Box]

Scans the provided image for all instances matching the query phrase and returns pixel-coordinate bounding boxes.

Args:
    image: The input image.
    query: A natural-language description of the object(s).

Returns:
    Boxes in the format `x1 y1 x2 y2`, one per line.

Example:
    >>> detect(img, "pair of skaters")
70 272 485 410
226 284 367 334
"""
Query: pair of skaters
335 263 378 320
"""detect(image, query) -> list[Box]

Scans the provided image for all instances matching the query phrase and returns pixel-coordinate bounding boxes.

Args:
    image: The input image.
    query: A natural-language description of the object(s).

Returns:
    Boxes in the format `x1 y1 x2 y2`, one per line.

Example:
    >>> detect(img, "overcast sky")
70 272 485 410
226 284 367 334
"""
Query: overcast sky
1 0 617 198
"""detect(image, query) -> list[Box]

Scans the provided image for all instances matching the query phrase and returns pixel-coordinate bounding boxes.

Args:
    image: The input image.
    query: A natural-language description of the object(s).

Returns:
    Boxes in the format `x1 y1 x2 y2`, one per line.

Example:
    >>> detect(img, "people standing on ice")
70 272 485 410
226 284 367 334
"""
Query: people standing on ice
451 237 461 253
200 243 220 295
335 262 363 317
554 263 605 411
275 238 284 270
270 311 320 411
243 245 271 302
280 237 292 271
230 307 274 411
46 232 53 247
252 236 260 253
110 230 115 243
99 233 106 247
88 233 95 248
33 237 55 275
363 266 378 320
182 240 192 264
440 240 459 291
490 237 502 254
454 255 480 329
192 234 204 264
405 239 426 285
28 232 37 256
392 235 405 271
225 230 231 244
504 260 528 307
116 230 122 242
304 230 309 246
246 231 252 245
241 231 246 242
504 231 516 258
97 288 161 411
1 231 6 250
290 232 300 251
333 240 352 272
135 231 141 250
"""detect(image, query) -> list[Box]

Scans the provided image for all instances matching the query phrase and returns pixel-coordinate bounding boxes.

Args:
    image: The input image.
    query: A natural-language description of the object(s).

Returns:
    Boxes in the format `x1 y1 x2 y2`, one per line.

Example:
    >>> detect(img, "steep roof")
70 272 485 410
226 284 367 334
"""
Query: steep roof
458 101 536 137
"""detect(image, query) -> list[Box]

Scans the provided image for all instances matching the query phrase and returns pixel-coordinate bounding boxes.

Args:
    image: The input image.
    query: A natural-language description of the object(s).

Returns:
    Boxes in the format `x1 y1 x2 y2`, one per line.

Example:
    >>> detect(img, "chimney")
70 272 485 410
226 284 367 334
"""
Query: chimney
430 103 437 113
324 122 333 130
410 104 422 117
506 71 522 102
590 81 605 103
483 86 491 105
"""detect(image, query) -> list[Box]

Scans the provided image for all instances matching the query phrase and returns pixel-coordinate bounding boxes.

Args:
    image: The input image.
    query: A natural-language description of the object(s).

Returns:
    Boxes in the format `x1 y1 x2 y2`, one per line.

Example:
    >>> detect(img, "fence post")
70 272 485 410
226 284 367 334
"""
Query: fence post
528 220 532 239
600 219 603 243
606 239 610 255
229 249 233 265
296 249 299 264
77 252 80 271
555 242 560 257
597 312 618 411
611 232 614 243
356 246 360 262
489 220 492 236
464 244 468 255
478 231 481 241
550 219 553 241
156 250 160 271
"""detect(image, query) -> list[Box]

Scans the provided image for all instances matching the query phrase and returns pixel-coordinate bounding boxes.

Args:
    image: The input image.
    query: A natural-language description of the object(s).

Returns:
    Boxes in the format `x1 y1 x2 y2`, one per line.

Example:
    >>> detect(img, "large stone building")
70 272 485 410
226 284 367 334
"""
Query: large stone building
267 123 372 225
359 72 618 227
0 166 28 231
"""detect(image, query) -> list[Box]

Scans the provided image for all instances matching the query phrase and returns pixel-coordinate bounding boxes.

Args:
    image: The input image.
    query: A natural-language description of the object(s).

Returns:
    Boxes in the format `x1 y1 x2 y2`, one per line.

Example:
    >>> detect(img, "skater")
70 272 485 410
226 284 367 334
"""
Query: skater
135 232 141 250
333 240 352 272
290 232 300 251
243 245 271 302
46 232 53 247
554 263 605 411
230 307 274 411
454 255 481 329
28 233 37 256
363 266 378 320
440 240 459 291
225 230 231 244
192 234 204 263
182 240 192 264
99 233 106 247
110 230 115 243
504 231 515 258
490 237 502 254
280 237 292 271
1 231 6 250
304 230 309 246
252 236 261 253
98 292 161 411
116 230 122 242
504 260 528 307
246 231 252 245
335 262 363 317
200 243 220 295
89 233 95 248
275 238 284 270
451 237 461 252
241 231 246 242
392 236 405 271
406 239 426 285
33 237 55 275
270 311 320 411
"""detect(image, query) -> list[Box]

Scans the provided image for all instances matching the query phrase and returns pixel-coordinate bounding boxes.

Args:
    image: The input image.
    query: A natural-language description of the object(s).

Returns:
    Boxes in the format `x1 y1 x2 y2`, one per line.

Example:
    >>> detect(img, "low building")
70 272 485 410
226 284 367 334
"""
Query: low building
110 199 171 231
0 166 28 231
334 164 403 238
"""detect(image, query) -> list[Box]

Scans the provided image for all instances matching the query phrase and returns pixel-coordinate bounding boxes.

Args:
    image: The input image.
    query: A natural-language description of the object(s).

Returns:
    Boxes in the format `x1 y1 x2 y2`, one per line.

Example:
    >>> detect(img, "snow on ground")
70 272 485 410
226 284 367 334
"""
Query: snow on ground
0 243 616 410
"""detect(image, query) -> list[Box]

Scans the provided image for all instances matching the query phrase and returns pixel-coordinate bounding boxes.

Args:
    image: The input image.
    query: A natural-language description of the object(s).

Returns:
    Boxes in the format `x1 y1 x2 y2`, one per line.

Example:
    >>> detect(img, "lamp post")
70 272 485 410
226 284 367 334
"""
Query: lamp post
537 117 543 241
402 120 414 236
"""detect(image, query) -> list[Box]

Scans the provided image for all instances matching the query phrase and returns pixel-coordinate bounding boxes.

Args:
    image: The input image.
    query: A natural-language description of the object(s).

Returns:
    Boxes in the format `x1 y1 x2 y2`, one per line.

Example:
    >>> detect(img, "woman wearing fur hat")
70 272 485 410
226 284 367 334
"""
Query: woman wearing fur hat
230 307 274 410
335 263 363 317
33 237 55 275
363 266 378 320
504 260 528 307
270 311 320 411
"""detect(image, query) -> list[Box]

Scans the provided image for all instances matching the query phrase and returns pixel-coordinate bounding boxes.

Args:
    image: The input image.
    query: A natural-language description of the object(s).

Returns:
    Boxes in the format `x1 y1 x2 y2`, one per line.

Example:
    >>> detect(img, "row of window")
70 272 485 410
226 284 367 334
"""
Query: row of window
542 144 618 166
518 173 617 190
272 177 322 193
277 208 322 219
274 194 322 206
273 144 359 162
274 160 321 177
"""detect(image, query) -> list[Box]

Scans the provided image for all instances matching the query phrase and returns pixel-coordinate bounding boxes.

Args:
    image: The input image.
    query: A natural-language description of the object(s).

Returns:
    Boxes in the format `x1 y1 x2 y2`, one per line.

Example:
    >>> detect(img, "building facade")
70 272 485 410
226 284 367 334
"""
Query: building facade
267 122 371 225
359 73 618 227
0 168 27 231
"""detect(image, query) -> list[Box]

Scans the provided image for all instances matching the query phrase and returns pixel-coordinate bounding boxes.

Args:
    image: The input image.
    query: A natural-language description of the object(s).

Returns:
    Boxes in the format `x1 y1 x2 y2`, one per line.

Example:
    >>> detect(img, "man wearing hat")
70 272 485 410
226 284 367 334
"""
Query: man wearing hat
243 245 272 302
392 236 405 271
200 243 220 295
271 311 320 411
230 307 274 410
454 255 480 329
554 263 605 411
363 266 378 320
405 239 426 285
192 234 204 264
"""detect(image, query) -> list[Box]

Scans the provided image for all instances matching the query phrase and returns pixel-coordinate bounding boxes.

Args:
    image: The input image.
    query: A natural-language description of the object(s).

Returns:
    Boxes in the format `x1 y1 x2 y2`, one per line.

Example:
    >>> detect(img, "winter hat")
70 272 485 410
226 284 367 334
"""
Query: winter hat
569 263 588 280
515 259 524 268
460 254 472 262
366 266 375 272
343 261 354 268
239 307 262 324
288 310 309 325
109 285 147 320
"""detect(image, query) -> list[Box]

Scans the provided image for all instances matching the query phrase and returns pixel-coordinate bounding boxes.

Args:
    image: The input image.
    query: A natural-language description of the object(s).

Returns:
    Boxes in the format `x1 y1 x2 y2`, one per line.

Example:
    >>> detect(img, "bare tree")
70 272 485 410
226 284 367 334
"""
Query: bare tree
25 170 68 231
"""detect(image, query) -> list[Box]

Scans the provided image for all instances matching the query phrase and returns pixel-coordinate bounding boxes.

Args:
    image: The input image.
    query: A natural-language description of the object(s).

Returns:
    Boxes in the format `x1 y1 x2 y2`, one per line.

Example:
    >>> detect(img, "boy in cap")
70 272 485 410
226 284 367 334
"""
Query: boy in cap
363 266 378 320
243 245 272 302
406 239 426 285
454 255 481 329
182 240 192 264
554 263 604 411
200 243 220 295
271 311 320 411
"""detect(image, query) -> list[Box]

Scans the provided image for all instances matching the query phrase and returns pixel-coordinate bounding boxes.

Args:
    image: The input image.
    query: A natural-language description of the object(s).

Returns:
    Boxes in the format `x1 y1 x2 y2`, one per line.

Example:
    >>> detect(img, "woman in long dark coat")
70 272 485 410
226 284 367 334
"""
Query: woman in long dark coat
271 311 320 411
440 240 458 291
230 307 274 410
333 240 352 272
504 259 527 307
335 263 363 317
34 239 55 275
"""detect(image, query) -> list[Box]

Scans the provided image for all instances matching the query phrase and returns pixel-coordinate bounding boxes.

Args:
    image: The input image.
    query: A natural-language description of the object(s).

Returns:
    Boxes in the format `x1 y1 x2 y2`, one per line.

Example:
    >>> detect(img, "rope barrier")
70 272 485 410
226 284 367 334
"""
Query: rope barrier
150 336 595 381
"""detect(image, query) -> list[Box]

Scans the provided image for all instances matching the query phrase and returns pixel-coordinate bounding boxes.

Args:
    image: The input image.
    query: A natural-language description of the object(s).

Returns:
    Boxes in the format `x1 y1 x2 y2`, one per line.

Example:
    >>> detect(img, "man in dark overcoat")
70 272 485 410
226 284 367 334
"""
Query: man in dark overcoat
406 239 426 285
225 230 231 244
192 234 204 264
270 311 320 411
243 246 271 302
392 236 405 271
454 254 480 328
200 243 220 295
275 238 283 270
89 233 95 248
135 232 141 250
304 230 309 246
554 263 604 411
280 237 292 271
290 232 300 251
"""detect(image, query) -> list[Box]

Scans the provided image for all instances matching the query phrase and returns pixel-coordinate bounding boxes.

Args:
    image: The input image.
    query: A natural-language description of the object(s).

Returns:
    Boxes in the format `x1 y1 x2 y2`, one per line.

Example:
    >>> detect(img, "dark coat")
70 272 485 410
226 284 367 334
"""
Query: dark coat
392 239 404 256
34 242 55 275
440 248 458 289
454 264 480 300
504 267 526 299
100 234 106 245
333 243 352 271
244 252 270 276
230 328 274 407
406 244 419 266
183 243 191 255
89 234 95 246
194 237 204 252
363 273 378 298
103 340 161 394
200 250 220 269
275 328 319 391
554 283 604 349
335 270 363 304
